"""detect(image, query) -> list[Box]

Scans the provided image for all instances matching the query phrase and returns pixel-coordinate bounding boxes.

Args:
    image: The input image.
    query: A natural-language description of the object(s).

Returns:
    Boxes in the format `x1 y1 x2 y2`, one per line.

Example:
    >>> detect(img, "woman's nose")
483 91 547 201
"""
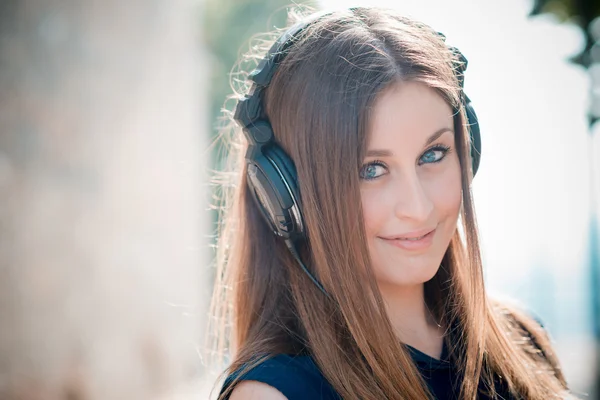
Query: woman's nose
392 172 434 224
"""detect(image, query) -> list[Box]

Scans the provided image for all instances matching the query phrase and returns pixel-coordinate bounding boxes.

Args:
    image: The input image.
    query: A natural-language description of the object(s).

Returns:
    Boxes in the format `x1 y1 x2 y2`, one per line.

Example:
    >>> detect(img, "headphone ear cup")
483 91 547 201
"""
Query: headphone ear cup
263 145 304 236
245 145 304 240
463 97 481 177
265 145 300 195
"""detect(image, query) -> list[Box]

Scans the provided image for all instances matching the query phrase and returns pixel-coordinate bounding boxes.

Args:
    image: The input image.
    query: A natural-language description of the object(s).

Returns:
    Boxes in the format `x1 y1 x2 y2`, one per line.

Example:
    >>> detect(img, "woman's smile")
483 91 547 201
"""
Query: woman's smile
379 228 436 252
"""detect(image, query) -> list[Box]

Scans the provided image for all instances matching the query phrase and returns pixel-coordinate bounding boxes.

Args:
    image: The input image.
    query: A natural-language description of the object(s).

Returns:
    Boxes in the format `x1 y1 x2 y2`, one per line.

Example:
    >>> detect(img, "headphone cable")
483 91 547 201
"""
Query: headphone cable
284 239 331 299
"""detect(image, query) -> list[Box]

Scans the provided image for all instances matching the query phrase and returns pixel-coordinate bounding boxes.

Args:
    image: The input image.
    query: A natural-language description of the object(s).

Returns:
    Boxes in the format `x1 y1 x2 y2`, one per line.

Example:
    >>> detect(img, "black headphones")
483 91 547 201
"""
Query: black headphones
234 10 481 296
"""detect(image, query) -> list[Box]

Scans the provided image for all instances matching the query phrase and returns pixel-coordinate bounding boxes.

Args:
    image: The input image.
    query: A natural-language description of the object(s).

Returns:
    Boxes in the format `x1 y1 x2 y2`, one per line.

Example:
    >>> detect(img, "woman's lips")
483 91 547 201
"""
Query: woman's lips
379 228 436 251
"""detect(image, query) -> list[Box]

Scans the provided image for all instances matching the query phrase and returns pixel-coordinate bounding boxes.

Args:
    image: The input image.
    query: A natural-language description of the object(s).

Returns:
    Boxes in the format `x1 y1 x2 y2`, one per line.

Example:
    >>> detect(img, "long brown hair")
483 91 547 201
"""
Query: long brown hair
208 7 572 400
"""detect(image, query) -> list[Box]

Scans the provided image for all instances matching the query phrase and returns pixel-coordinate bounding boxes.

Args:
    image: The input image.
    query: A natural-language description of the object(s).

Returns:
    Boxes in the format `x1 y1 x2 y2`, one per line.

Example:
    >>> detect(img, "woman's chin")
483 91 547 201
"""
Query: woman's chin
374 261 443 288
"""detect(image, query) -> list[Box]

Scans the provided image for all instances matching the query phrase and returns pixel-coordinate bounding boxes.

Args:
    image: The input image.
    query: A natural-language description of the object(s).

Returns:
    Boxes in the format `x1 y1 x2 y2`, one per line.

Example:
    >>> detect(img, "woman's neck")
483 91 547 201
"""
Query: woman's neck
379 283 445 360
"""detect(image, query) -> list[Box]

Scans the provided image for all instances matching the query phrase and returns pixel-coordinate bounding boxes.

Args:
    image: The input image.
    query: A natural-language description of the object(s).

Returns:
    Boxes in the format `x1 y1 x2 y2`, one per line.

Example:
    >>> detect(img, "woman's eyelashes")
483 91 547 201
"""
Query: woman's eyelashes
418 144 451 165
359 144 453 181
359 160 387 180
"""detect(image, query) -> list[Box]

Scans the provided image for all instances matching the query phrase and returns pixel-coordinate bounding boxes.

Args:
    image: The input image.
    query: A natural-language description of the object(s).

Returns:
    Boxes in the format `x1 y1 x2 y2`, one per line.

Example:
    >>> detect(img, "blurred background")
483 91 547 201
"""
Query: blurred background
1 0 599 399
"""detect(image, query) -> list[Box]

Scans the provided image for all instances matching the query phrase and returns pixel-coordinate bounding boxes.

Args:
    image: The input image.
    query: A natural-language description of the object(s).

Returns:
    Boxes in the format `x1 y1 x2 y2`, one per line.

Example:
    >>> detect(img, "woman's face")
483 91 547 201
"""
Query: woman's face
360 81 462 289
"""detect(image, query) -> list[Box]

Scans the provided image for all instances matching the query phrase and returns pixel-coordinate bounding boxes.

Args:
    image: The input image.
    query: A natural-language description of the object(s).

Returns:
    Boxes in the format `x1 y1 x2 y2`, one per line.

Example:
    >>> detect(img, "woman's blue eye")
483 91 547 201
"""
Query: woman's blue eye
359 162 387 180
360 146 451 180
419 145 450 165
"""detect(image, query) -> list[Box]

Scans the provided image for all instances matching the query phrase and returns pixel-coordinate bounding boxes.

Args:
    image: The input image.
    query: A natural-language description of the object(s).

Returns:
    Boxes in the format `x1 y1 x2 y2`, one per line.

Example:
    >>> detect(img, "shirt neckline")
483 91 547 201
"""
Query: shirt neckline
404 339 452 370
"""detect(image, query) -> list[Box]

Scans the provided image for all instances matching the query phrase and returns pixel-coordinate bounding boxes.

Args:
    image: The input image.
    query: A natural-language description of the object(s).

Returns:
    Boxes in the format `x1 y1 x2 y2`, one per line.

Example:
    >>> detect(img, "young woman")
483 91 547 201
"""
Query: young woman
208 6 573 400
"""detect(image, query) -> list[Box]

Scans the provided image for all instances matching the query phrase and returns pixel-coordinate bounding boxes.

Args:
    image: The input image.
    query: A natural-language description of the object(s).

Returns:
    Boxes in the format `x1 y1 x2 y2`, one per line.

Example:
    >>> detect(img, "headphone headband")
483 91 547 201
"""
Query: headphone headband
235 10 334 154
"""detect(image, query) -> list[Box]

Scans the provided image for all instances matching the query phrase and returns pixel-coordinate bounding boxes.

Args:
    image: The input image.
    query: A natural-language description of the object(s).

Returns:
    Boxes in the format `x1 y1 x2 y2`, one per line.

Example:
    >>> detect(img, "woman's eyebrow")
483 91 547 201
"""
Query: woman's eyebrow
425 127 454 146
365 149 393 157
365 127 454 157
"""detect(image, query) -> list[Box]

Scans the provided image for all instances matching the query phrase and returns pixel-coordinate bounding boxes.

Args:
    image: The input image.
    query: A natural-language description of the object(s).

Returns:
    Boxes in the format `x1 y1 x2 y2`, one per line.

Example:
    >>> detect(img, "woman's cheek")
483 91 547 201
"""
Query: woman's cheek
360 185 392 235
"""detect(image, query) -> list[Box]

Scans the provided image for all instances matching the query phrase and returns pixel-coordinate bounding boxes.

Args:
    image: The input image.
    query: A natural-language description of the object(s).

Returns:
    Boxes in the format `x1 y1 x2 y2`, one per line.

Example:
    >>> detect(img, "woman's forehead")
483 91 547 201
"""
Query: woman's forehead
367 81 454 148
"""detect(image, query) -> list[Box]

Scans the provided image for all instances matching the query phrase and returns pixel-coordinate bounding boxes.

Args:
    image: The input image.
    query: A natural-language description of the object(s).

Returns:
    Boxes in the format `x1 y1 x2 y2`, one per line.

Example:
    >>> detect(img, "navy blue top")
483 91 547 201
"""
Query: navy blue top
219 310 554 399
218 341 516 400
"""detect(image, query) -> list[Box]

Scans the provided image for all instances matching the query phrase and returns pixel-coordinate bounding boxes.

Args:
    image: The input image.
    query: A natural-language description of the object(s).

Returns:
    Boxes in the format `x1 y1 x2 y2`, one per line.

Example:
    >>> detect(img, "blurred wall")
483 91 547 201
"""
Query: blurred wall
0 1 207 399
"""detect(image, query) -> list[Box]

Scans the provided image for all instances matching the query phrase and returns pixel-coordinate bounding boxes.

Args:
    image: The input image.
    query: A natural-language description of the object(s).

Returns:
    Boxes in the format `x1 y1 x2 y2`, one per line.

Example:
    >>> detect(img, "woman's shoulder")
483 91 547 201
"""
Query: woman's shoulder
489 297 545 327
219 354 340 400
489 297 567 383
228 380 288 400
489 297 555 344
489 297 552 349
